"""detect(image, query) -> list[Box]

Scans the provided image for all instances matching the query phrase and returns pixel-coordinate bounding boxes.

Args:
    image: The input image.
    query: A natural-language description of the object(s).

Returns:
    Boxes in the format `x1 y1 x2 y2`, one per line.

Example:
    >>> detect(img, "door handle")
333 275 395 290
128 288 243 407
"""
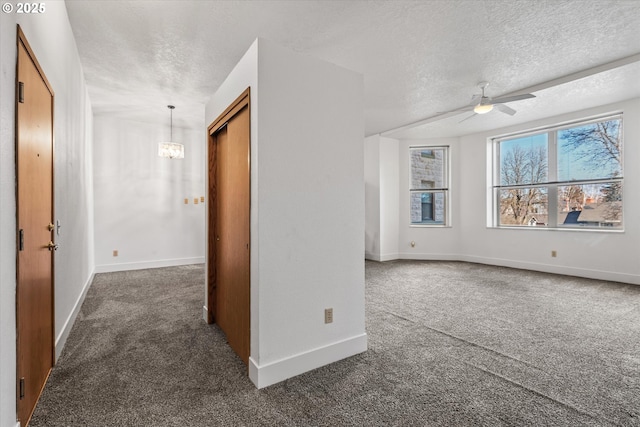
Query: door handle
46 241 59 251
216 236 220 241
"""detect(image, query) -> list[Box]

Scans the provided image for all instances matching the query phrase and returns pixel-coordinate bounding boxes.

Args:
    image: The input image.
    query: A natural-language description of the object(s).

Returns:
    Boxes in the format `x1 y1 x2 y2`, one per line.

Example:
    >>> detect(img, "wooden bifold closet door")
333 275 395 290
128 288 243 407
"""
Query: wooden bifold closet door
208 89 250 365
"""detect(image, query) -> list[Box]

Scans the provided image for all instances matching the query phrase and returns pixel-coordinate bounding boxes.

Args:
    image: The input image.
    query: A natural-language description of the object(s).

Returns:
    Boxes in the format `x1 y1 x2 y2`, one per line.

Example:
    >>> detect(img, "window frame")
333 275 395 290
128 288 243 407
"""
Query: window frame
491 114 623 231
409 145 450 227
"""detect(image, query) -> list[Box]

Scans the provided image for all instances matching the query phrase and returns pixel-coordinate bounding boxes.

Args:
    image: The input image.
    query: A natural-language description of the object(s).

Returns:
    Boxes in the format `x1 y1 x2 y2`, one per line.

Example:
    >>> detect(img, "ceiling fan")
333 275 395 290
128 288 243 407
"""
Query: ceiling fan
456 82 536 122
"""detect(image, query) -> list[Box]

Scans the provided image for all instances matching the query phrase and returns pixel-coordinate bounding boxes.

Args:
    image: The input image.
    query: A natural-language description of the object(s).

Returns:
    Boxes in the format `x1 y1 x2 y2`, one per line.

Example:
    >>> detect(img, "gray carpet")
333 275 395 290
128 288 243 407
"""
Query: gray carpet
30 261 640 426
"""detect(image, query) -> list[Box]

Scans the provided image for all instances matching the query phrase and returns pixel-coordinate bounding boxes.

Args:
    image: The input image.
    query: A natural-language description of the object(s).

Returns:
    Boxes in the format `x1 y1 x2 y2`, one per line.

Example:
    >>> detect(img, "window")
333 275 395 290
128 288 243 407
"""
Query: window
420 150 435 159
410 146 449 226
493 115 623 229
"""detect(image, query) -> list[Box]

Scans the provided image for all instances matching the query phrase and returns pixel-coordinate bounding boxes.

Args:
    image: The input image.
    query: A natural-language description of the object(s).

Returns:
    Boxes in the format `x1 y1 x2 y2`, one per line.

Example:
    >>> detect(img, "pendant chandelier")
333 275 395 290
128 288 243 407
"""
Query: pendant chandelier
158 105 184 159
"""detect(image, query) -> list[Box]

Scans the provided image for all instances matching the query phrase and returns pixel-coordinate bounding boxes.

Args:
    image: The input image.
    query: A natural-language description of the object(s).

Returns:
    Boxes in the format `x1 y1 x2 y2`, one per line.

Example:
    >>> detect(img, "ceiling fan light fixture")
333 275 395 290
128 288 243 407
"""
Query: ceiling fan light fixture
474 103 494 114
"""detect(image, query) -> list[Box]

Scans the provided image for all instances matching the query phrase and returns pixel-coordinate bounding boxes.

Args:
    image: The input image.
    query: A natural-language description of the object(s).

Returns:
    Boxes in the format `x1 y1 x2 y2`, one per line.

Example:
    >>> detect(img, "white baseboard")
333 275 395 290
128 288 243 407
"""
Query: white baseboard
368 251 640 285
249 333 367 389
398 252 459 261
94 257 204 273
55 271 94 361
202 306 208 323
365 252 401 262
459 255 640 285
389 252 639 285
364 251 380 261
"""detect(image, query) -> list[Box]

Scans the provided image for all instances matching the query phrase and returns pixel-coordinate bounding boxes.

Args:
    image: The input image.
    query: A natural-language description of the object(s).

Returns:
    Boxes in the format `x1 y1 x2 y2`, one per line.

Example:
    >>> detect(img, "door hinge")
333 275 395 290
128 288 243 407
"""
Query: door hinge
19 229 24 251
19 377 25 399
18 82 25 103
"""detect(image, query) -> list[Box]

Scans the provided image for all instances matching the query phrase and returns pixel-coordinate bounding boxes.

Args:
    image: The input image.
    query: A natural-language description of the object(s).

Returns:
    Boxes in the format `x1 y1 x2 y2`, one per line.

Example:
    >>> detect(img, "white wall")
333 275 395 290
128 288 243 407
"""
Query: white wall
364 135 400 261
379 99 640 284
205 38 367 388
457 99 640 284
364 135 381 258
0 3 95 426
93 115 205 272
379 137 400 259
395 137 461 260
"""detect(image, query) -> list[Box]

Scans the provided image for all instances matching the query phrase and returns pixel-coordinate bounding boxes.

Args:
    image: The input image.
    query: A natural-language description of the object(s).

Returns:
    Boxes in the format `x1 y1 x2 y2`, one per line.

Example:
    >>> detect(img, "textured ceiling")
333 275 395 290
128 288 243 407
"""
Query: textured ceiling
65 0 640 138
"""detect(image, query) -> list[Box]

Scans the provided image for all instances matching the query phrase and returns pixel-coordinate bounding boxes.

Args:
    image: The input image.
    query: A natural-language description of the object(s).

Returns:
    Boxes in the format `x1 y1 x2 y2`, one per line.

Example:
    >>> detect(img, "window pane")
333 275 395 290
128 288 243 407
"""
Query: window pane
557 183 622 228
411 191 446 225
557 119 622 182
499 134 548 185
493 116 623 231
410 147 447 190
498 187 548 226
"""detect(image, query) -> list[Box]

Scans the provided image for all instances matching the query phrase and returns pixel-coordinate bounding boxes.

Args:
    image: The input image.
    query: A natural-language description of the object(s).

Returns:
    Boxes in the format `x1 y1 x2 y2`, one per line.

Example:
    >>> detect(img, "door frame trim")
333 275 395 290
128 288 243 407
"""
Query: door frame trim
17 26 54 95
206 87 250 324
207 88 250 135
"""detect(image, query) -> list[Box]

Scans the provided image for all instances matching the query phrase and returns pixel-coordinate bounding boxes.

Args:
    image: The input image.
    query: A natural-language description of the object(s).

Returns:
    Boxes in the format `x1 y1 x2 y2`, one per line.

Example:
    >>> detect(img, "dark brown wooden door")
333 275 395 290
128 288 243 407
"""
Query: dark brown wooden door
208 90 250 365
16 27 55 426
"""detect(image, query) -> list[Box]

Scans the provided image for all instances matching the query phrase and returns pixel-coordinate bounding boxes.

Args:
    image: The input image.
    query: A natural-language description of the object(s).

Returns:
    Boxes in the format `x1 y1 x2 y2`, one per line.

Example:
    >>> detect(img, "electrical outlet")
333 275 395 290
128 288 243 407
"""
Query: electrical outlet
200 196 205 203
551 250 557 257
184 198 189 204
194 198 199 205
113 250 118 257
324 308 333 324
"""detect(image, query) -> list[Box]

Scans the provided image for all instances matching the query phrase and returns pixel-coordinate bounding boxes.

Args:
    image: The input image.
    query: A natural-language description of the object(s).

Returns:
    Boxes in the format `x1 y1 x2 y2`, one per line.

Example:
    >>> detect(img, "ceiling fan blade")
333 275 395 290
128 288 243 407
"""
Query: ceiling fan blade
490 93 535 104
494 103 516 116
459 113 477 123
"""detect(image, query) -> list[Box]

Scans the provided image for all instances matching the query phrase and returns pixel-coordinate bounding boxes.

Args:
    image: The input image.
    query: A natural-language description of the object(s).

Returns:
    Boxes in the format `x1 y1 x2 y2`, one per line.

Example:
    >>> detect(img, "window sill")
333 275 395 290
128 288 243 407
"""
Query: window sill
489 225 624 233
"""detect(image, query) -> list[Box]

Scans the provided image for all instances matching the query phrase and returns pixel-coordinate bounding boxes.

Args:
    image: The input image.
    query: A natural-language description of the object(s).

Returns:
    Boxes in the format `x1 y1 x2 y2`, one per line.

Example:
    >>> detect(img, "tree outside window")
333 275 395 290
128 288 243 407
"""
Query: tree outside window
494 116 622 229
